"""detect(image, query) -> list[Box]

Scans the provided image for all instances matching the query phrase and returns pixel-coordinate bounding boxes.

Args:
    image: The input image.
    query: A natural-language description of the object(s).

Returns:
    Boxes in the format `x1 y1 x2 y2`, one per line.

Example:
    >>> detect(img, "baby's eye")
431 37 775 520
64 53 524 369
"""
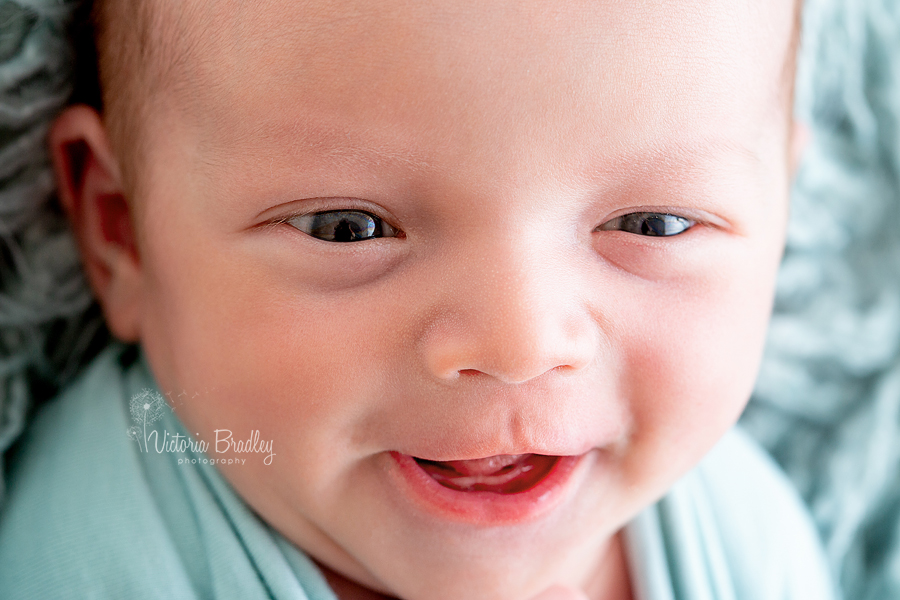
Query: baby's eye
597 212 694 237
287 210 399 242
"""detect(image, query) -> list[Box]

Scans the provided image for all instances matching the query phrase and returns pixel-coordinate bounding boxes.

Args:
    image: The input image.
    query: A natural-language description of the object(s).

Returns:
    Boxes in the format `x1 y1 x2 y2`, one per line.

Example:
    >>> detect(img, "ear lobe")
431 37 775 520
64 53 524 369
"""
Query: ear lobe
50 104 142 342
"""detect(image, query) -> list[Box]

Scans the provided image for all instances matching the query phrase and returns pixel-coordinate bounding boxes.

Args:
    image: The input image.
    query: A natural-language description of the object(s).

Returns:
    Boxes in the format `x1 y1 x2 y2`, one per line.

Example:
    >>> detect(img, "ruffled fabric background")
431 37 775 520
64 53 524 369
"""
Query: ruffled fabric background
0 0 897 598
738 1 900 598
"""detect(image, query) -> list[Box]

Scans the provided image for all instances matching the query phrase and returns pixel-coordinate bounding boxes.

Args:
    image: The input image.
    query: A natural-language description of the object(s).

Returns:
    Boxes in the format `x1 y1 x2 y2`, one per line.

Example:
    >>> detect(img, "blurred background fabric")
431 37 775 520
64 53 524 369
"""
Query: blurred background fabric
0 0 108 503
740 0 900 598
0 0 110 508
0 0 897 599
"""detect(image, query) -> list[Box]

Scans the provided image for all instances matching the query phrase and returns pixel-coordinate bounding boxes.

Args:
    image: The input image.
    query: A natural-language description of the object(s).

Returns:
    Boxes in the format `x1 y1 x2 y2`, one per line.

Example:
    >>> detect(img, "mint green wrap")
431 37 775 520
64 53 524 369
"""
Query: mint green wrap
0 344 836 599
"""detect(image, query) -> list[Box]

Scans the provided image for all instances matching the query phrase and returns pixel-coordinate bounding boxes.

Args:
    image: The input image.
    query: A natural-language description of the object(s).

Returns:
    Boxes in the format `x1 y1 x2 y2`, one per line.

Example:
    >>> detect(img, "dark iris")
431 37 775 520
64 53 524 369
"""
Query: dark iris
599 212 693 236
288 210 398 242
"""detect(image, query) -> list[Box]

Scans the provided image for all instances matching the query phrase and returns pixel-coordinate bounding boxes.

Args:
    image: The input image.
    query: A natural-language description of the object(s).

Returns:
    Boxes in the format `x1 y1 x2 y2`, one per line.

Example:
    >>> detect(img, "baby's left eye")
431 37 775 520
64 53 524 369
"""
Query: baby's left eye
287 210 399 242
597 212 694 237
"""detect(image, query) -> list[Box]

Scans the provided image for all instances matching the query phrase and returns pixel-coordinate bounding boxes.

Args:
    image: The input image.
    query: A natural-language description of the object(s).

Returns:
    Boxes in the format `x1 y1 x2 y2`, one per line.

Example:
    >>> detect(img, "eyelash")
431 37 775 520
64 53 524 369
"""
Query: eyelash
281 208 694 243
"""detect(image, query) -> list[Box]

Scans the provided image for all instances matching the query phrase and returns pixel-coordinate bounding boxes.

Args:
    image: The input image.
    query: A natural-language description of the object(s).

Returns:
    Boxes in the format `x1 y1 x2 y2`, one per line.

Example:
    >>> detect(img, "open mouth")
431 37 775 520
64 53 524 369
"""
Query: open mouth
388 450 586 524
413 454 561 494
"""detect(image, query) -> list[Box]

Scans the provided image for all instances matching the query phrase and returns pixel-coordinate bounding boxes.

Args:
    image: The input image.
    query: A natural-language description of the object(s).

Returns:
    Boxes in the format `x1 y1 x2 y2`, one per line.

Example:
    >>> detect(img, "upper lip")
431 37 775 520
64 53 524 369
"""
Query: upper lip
397 439 603 463
386 418 627 462
368 384 632 462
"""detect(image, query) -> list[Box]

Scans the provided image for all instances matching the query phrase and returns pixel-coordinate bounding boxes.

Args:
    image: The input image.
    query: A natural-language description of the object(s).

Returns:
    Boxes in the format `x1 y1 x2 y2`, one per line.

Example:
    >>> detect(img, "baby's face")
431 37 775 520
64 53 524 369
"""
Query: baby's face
112 1 795 598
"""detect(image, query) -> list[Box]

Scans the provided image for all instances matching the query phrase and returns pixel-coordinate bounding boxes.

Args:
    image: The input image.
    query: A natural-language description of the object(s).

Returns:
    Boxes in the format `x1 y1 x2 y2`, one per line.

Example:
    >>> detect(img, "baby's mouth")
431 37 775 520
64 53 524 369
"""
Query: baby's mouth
413 454 560 494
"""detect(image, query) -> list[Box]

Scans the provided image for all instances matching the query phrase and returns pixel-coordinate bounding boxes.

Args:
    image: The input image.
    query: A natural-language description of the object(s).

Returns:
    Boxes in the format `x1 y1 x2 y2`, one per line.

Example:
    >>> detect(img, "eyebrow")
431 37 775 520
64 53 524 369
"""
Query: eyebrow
574 134 766 191
198 118 441 176
633 135 762 168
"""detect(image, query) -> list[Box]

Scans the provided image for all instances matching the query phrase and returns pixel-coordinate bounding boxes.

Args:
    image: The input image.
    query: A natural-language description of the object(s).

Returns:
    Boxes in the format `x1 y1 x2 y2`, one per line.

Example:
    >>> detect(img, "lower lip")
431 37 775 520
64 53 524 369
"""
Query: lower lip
387 451 586 525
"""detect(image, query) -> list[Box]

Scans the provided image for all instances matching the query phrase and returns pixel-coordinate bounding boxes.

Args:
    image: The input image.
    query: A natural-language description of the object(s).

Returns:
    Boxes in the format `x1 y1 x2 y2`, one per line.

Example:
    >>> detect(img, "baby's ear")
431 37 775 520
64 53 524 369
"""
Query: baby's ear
50 105 142 343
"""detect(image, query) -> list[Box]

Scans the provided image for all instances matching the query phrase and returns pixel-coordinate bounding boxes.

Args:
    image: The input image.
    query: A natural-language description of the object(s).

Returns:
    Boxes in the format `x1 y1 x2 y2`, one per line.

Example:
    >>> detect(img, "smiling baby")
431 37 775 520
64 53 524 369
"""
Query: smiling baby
0 1 837 599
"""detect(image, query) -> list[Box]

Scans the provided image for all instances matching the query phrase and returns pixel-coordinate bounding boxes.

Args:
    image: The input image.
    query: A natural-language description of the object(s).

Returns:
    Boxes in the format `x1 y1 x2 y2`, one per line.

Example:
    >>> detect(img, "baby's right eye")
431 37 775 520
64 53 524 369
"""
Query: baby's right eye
287 210 400 242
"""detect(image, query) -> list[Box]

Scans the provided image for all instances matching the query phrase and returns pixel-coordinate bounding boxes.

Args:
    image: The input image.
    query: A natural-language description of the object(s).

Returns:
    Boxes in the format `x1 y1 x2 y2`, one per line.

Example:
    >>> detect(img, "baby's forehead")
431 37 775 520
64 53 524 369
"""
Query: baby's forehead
97 0 799 186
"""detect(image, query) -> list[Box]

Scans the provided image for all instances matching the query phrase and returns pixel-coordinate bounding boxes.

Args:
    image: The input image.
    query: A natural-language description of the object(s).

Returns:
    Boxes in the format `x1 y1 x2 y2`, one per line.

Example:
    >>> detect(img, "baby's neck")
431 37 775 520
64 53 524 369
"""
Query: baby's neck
582 531 635 600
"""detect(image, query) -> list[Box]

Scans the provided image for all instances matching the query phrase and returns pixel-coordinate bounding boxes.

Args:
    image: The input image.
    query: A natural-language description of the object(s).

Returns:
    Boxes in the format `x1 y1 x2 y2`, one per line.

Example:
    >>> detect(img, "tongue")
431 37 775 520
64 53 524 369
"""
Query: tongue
415 454 558 494
442 454 530 476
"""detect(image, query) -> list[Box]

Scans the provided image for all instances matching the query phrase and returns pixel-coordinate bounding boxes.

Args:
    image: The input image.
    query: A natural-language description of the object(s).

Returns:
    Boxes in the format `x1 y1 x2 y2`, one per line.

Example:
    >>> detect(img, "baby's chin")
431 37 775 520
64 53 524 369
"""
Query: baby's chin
301 496 621 600
315 561 397 600
314 530 618 600
321 561 569 600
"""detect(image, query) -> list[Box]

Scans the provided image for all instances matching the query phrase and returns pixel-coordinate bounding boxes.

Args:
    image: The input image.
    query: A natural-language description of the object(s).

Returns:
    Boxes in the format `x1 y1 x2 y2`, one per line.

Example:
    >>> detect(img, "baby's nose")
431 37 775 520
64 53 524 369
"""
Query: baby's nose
421 236 600 385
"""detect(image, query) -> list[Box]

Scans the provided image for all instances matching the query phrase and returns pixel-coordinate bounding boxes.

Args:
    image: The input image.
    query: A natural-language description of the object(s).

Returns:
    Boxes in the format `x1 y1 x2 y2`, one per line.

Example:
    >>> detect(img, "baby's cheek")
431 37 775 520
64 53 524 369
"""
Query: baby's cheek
613 266 775 492
140 255 379 457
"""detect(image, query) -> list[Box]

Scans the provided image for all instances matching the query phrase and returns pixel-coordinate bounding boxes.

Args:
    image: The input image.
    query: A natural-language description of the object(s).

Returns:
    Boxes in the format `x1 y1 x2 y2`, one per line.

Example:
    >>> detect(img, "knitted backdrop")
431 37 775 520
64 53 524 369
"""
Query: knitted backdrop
0 0 108 507
740 1 900 598
0 1 897 599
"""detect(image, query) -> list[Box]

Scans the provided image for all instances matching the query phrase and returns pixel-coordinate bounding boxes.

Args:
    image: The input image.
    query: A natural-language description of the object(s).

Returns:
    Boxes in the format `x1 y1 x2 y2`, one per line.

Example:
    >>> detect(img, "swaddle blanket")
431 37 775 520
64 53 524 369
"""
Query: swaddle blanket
0 343 835 599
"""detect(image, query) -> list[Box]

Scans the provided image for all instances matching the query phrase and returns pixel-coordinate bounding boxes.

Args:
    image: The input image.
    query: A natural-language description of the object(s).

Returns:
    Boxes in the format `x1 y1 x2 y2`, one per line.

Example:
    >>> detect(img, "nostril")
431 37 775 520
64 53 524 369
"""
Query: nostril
421 304 599 385
428 347 595 385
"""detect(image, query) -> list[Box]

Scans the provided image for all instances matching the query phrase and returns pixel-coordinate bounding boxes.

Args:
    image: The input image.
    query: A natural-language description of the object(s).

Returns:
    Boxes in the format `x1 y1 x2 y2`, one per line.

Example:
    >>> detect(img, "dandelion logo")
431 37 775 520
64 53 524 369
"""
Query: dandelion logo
126 426 142 444
128 389 167 452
